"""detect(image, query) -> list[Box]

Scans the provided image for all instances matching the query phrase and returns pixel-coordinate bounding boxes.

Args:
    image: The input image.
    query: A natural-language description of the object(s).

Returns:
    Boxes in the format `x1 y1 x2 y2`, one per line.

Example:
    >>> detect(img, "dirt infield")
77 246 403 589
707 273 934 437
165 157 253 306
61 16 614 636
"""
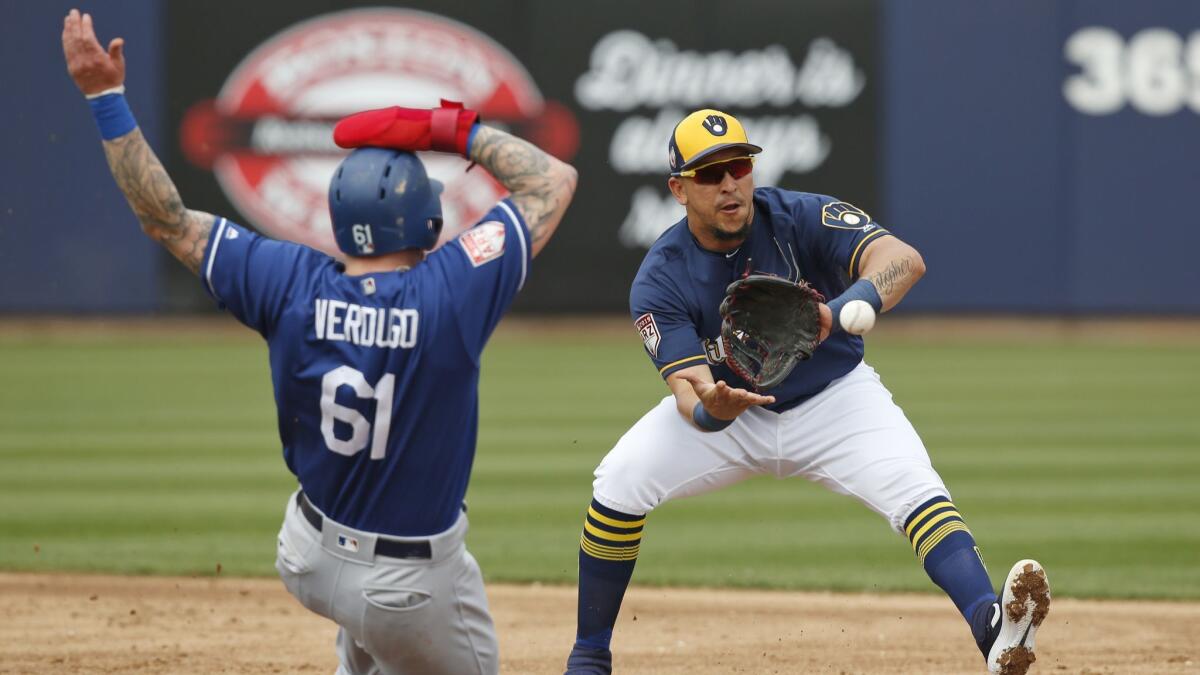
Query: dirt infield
2 574 1197 674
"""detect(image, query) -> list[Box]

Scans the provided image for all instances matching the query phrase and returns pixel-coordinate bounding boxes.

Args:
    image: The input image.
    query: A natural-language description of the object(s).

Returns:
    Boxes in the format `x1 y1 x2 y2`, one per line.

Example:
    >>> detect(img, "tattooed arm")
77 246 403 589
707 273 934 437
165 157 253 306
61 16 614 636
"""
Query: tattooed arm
101 130 215 275
854 236 927 312
468 126 577 258
63 9 215 276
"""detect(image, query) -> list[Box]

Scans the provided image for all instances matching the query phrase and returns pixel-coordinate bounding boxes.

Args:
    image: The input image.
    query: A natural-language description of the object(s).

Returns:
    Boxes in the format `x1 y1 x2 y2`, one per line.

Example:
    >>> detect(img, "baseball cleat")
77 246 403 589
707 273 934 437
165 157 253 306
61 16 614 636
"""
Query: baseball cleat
981 559 1051 674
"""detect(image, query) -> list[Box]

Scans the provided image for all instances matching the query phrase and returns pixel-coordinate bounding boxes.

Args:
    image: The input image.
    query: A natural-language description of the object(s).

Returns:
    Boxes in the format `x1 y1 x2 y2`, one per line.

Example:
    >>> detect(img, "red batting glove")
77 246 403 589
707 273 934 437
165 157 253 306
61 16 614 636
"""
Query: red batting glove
333 100 479 158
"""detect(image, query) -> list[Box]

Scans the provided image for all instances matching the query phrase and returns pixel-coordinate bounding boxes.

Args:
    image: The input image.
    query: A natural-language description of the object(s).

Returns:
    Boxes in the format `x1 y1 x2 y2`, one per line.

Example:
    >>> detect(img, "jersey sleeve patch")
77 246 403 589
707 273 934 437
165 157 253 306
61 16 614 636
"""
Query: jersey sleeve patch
458 221 506 267
635 312 661 358
821 201 875 230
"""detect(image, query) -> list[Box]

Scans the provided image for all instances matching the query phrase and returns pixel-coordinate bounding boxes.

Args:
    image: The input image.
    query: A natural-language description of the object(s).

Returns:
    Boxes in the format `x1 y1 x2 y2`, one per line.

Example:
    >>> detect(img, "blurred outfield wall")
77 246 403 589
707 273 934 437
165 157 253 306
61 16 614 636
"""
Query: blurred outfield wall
2 0 1197 314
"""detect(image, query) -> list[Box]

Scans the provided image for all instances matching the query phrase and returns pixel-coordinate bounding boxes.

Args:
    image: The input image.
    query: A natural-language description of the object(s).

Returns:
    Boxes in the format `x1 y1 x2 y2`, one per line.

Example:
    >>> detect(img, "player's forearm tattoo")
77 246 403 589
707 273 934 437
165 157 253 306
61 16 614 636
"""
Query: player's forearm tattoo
868 256 917 298
469 126 575 246
102 129 212 274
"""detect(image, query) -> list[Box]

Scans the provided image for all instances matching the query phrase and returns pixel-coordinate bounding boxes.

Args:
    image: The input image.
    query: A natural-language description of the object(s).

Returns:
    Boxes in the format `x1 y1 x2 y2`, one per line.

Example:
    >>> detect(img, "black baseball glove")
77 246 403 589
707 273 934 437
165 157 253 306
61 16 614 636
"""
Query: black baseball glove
718 274 824 391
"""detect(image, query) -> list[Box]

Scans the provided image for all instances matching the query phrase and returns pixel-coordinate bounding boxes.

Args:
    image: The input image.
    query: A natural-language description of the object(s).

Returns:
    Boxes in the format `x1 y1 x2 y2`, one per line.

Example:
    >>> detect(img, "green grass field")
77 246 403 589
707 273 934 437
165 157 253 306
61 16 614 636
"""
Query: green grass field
1 321 1197 600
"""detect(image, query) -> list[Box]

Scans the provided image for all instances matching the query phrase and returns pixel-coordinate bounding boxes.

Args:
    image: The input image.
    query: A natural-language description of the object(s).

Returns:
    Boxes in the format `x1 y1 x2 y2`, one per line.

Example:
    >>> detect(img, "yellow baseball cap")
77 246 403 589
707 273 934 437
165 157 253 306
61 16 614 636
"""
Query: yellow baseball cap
668 109 762 176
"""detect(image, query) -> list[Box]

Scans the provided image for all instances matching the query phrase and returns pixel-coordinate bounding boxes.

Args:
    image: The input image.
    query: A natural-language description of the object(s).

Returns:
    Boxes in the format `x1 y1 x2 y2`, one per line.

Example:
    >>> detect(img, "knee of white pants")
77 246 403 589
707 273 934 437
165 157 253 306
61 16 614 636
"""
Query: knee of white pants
590 395 761 516
590 397 681 516
591 490 654 517
888 485 954 535
592 454 662 516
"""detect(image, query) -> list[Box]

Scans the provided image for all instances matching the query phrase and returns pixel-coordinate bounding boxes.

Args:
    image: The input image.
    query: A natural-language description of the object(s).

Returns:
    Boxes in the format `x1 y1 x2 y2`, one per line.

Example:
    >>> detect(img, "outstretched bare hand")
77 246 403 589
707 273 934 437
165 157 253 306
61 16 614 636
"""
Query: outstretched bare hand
62 9 125 96
676 373 776 422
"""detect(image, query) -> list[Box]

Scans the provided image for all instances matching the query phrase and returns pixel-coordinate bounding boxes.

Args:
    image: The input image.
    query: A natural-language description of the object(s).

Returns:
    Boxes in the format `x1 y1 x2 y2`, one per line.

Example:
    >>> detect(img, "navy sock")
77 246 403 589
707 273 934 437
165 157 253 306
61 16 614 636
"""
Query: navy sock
574 499 644 651
904 496 996 640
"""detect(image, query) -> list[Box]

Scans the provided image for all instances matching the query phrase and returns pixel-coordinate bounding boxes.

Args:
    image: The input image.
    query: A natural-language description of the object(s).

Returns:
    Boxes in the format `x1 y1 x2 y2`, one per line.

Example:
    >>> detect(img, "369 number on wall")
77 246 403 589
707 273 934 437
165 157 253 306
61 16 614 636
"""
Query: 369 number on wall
1065 27 1200 116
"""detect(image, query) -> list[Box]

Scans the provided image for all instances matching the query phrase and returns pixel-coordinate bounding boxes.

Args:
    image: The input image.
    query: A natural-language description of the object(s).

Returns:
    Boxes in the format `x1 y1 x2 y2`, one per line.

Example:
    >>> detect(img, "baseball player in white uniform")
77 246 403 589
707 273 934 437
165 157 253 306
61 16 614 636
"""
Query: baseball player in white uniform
563 110 1050 675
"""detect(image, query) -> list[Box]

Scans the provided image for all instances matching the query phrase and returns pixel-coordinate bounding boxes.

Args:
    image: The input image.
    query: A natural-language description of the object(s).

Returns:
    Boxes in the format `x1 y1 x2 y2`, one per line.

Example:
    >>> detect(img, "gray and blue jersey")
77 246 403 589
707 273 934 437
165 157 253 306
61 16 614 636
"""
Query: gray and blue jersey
631 187 892 412
201 200 530 536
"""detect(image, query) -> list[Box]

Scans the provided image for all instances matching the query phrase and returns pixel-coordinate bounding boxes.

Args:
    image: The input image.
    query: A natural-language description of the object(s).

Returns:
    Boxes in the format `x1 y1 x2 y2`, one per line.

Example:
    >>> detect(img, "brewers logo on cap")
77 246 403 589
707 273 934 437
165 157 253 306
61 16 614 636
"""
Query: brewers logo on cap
668 109 763 175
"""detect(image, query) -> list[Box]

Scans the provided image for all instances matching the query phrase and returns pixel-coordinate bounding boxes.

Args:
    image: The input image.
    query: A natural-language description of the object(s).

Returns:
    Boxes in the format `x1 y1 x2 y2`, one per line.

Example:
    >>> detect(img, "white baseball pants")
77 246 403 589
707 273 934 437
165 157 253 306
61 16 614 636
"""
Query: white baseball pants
593 362 950 533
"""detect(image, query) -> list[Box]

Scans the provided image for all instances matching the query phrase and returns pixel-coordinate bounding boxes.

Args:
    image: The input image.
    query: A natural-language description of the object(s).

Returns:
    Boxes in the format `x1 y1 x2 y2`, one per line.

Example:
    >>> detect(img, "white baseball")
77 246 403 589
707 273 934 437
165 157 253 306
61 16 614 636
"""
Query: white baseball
839 300 876 335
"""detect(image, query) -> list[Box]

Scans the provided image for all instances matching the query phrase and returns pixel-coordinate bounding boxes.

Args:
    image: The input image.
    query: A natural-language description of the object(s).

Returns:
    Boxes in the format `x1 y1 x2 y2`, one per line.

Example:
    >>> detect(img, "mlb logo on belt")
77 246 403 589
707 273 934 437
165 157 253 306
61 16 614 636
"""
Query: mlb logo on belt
337 534 360 553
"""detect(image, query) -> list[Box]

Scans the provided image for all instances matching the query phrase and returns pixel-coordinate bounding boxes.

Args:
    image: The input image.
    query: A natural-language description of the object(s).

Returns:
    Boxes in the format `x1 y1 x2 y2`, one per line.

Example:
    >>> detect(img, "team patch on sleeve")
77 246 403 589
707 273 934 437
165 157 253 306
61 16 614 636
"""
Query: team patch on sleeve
821 201 875 230
635 312 661 358
458 221 506 267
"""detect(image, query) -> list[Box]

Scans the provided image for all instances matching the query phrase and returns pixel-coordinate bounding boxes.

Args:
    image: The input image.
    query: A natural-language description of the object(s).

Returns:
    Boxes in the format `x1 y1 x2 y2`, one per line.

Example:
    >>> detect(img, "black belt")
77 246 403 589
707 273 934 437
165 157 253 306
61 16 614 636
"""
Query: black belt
297 492 432 560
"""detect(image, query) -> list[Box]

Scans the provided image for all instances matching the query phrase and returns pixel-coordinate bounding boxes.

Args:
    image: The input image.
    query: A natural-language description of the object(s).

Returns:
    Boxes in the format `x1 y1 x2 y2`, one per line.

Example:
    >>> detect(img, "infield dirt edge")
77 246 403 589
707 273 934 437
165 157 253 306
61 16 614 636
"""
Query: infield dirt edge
2 572 1197 674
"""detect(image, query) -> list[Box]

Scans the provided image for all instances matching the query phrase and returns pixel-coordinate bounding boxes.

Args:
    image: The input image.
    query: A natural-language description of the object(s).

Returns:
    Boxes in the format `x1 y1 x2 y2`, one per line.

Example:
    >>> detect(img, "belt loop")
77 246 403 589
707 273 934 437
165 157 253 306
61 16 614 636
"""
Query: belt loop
297 491 324 532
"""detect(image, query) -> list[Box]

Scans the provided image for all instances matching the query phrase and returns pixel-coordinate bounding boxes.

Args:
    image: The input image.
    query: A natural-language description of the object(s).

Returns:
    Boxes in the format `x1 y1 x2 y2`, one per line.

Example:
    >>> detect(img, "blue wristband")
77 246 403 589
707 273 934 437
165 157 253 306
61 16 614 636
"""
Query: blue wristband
693 401 734 432
827 278 883 334
87 93 138 141
464 124 481 157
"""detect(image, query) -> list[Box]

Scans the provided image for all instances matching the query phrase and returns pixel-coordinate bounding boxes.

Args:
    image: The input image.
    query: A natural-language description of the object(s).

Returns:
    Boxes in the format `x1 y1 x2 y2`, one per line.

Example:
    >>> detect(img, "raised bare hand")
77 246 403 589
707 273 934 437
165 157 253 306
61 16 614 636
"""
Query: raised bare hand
62 9 125 96
676 372 775 421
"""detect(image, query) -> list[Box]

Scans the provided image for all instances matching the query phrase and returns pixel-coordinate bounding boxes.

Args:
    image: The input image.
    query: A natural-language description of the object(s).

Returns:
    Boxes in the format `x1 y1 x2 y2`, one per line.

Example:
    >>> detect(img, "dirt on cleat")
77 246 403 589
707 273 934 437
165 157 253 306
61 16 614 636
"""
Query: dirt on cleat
998 645 1036 675
1006 562 1051 626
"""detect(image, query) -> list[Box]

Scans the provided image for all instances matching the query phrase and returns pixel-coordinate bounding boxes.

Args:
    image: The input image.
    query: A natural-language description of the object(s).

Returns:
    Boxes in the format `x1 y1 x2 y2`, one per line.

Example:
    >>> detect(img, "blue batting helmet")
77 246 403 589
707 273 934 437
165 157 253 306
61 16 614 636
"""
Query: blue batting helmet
328 148 444 256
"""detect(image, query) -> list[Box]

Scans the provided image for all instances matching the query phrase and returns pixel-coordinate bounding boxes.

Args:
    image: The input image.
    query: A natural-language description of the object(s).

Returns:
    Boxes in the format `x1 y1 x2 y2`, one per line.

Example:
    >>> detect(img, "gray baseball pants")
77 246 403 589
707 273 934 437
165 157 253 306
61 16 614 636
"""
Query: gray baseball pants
275 490 499 674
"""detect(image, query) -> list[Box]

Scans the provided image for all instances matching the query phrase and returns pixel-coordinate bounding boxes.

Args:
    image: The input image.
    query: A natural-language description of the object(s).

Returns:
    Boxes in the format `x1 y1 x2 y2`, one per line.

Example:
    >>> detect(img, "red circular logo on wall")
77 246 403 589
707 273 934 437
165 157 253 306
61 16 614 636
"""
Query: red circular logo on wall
180 8 577 255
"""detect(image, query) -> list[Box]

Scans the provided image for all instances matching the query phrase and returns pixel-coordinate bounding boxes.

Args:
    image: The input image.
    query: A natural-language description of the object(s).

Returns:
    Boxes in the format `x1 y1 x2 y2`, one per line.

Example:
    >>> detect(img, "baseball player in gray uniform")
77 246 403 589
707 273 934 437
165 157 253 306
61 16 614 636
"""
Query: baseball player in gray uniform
64 9 577 673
